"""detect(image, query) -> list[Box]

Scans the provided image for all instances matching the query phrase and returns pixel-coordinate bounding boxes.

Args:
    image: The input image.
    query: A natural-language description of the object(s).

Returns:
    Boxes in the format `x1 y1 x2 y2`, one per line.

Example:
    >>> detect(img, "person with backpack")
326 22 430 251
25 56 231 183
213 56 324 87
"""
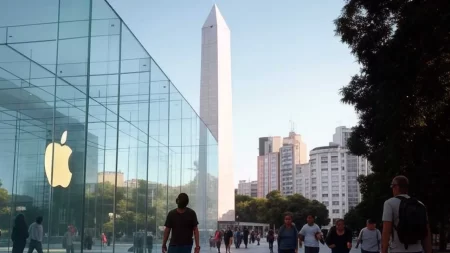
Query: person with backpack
277 212 299 253
355 219 381 253
381 176 432 253
299 215 323 253
266 229 275 253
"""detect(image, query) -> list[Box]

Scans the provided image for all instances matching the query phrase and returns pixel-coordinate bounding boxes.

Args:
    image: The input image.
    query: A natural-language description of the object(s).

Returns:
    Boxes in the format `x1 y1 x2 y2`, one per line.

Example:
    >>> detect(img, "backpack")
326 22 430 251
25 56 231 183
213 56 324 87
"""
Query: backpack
277 225 298 244
394 196 428 249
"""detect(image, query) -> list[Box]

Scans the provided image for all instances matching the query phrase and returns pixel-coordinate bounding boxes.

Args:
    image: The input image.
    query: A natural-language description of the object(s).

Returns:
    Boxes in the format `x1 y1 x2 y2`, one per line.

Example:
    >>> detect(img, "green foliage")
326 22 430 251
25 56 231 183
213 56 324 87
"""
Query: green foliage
235 191 330 229
335 0 450 249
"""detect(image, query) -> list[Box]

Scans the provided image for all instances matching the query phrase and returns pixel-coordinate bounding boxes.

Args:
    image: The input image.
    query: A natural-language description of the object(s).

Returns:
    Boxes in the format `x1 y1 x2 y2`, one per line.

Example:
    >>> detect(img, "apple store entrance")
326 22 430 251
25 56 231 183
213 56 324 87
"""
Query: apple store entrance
0 0 219 253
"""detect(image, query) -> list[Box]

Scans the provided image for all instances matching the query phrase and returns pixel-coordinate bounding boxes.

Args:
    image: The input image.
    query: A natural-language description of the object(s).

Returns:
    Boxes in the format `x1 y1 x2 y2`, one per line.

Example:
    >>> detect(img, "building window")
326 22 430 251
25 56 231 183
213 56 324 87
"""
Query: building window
322 186 329 191
332 194 339 197
332 209 340 214
323 201 329 206
331 168 338 171
312 186 317 191
322 194 328 197
332 201 339 205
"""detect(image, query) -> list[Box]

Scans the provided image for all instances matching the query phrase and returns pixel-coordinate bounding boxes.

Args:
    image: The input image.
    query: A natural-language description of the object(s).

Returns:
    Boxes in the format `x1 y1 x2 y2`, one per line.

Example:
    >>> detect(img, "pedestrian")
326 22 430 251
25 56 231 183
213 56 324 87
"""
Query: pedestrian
325 219 352 253
277 212 299 253
101 233 107 247
11 214 29 253
63 226 75 253
381 175 431 253
27 216 44 253
243 227 249 248
266 229 275 253
355 219 381 253
162 193 200 253
299 215 322 253
224 227 233 253
146 232 153 253
214 229 222 253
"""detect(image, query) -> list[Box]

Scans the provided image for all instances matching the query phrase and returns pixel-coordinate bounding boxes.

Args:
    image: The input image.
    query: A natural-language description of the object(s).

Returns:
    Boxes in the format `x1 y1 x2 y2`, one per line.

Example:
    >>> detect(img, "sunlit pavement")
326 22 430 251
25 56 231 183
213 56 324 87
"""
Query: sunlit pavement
0 240 362 253
208 240 360 253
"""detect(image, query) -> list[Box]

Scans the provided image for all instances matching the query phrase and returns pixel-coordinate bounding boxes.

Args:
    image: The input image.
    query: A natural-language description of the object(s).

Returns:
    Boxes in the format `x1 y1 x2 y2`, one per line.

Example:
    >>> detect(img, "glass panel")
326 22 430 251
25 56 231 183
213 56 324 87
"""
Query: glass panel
0 0 218 250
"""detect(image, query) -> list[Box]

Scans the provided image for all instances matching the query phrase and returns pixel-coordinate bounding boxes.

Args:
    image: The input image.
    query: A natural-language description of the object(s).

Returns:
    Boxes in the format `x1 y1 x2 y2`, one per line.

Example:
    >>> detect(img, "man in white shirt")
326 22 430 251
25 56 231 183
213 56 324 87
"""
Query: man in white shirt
381 176 432 253
28 216 44 253
299 215 322 253
355 219 381 253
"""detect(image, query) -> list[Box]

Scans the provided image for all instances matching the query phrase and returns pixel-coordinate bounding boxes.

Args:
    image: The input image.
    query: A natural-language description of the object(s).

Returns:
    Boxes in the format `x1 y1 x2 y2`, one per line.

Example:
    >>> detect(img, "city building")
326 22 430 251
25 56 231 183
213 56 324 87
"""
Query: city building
256 132 307 197
257 137 282 198
98 171 124 187
237 180 258 197
294 127 371 226
280 132 307 195
199 4 234 221
332 126 353 148
0 0 218 249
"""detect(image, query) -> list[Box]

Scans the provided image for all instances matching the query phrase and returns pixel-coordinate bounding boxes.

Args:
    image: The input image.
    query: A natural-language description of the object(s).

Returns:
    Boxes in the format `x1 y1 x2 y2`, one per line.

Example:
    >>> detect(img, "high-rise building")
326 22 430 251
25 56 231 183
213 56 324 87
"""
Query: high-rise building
294 127 372 227
200 5 234 221
280 132 307 196
257 137 282 198
332 126 353 148
257 133 307 197
237 180 258 197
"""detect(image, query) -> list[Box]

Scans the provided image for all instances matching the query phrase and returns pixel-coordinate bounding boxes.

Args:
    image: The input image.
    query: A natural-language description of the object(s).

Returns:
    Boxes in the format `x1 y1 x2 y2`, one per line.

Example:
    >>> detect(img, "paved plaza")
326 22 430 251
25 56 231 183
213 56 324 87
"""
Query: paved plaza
0 240 361 253
210 240 360 253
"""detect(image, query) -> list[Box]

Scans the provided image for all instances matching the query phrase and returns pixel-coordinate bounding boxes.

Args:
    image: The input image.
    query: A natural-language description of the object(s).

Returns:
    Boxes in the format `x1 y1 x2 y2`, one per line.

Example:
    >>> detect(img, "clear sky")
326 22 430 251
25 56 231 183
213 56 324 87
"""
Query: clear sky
108 0 359 186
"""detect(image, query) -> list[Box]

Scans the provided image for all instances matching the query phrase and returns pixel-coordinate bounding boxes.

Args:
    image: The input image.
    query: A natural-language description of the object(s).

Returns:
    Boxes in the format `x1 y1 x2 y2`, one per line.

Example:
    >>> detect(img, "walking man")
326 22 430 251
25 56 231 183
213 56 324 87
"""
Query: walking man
63 226 75 253
381 175 432 253
299 215 322 253
355 219 381 253
28 216 44 253
162 193 200 253
224 227 233 253
243 227 249 248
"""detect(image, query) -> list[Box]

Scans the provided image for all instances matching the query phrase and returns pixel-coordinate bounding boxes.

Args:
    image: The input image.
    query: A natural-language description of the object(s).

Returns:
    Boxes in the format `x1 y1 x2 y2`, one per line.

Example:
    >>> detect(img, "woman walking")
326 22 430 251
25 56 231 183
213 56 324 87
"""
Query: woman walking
277 212 299 253
266 229 275 253
11 214 29 253
326 219 353 253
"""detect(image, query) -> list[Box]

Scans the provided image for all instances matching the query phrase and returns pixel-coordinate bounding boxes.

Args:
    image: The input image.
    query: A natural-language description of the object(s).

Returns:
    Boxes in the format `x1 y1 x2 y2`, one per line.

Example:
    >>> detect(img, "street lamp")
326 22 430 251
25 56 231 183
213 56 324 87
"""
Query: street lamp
236 215 239 228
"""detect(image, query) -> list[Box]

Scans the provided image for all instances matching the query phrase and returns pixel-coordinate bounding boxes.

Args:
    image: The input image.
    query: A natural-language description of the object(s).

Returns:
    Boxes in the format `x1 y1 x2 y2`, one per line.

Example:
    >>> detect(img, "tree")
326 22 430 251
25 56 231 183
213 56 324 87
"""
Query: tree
235 191 329 229
335 0 450 250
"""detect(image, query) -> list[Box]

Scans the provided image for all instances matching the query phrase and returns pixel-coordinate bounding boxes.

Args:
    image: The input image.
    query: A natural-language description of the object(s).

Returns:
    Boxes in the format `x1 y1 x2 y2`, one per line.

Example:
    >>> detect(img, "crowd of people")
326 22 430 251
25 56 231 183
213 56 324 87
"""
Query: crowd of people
6 175 432 253
210 227 263 253
208 175 432 253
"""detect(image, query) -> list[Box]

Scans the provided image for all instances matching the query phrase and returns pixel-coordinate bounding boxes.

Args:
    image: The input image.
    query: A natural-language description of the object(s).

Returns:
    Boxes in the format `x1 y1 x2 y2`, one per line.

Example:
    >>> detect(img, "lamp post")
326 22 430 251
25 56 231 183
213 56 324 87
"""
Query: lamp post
236 215 239 228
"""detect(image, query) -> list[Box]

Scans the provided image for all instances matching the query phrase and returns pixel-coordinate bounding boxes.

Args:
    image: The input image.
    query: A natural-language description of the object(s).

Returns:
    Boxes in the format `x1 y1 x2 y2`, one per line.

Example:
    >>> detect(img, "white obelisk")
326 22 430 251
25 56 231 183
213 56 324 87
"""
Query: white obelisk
200 4 234 221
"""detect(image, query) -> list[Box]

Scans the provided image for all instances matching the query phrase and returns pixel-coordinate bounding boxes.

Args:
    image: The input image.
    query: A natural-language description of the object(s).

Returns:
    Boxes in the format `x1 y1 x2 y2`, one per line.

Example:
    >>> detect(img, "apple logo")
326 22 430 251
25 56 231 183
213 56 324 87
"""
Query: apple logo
44 131 73 188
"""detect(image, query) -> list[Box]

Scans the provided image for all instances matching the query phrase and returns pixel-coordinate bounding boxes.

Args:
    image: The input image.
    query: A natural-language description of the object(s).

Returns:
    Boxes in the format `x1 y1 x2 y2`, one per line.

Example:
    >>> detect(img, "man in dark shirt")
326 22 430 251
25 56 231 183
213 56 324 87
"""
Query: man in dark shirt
162 193 200 253
224 227 233 253
243 227 249 248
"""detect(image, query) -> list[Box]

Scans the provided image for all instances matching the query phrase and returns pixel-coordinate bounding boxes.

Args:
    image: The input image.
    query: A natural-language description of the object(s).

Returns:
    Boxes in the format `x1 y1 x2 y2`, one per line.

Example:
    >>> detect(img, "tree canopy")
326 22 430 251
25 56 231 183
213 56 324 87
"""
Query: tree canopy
335 0 450 249
235 191 330 229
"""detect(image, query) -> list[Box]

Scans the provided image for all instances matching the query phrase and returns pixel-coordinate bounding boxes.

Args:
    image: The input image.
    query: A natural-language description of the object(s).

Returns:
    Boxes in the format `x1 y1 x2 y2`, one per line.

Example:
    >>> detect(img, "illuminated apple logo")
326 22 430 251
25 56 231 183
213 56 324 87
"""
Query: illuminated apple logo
44 131 73 188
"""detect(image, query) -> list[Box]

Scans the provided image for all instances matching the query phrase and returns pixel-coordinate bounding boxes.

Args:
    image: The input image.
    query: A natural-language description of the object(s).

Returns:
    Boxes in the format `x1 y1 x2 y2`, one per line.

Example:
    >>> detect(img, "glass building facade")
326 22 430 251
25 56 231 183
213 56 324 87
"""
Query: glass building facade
0 0 218 252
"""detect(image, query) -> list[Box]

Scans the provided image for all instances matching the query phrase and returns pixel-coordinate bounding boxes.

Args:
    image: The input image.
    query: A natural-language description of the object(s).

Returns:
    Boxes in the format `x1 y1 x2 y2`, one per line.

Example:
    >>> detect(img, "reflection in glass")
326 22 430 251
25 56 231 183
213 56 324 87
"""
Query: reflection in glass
0 0 218 252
